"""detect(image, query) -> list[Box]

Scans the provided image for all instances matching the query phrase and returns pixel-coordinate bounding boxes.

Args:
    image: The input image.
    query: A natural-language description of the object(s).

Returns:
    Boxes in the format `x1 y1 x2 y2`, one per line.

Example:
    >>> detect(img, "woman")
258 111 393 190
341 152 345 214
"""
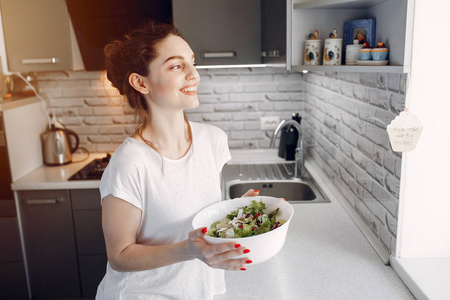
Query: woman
96 21 258 299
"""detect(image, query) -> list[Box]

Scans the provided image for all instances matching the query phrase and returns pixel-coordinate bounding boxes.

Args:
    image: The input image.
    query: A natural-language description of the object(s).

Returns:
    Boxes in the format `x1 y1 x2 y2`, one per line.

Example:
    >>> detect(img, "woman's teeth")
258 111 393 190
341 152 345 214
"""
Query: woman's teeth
181 87 196 92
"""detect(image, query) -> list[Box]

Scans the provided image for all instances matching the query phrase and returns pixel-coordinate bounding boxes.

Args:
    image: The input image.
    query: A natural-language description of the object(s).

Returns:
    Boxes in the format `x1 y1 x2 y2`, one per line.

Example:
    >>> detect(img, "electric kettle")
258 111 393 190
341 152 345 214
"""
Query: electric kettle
41 126 80 166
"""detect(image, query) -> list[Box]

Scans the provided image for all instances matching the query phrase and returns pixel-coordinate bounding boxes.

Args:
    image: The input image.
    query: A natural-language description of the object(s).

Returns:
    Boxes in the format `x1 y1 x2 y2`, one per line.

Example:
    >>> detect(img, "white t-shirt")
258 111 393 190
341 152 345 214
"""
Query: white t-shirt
96 122 231 300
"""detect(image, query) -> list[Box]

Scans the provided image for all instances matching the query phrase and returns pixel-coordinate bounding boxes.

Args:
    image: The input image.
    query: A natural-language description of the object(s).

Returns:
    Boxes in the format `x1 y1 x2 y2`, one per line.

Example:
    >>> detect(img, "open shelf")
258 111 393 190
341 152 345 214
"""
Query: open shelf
292 64 407 73
289 0 414 74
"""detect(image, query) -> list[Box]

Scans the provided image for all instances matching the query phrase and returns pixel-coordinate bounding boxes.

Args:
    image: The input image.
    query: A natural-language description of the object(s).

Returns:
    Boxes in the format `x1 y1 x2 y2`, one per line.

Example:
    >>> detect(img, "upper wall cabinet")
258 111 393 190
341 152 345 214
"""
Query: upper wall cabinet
172 0 286 67
0 0 73 73
289 0 414 73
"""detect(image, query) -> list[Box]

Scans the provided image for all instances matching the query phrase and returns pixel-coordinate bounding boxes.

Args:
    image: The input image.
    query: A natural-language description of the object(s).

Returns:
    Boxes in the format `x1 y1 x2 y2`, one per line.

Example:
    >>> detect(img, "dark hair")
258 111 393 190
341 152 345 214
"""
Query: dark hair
104 21 192 152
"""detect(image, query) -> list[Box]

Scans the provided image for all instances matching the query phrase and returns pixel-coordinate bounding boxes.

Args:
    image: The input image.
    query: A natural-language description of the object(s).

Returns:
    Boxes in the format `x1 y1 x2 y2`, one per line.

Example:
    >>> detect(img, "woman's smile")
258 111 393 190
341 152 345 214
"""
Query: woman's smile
180 84 197 96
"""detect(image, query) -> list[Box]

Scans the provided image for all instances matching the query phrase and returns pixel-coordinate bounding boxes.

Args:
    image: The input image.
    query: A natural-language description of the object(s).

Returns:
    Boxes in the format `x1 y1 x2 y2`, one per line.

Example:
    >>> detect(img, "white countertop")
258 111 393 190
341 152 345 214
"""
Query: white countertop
11 152 106 190
11 149 415 299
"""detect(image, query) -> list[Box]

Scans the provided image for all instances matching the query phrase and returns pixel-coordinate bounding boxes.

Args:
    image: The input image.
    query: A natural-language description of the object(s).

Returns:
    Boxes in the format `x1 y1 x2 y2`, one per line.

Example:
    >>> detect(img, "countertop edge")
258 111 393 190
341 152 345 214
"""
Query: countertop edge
391 256 450 300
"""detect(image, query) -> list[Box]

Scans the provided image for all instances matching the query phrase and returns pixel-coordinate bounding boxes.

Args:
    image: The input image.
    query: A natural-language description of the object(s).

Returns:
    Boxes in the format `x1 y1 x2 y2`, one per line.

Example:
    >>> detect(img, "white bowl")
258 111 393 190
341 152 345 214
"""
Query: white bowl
192 196 294 264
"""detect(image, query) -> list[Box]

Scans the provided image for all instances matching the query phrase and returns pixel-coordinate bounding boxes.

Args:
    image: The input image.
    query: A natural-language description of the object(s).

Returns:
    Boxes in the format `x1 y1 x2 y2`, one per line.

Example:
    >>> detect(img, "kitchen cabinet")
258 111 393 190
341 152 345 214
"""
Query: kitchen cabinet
0 203 28 300
17 188 105 299
17 188 106 299
0 0 73 72
288 0 414 73
71 189 106 298
18 189 81 298
172 0 262 66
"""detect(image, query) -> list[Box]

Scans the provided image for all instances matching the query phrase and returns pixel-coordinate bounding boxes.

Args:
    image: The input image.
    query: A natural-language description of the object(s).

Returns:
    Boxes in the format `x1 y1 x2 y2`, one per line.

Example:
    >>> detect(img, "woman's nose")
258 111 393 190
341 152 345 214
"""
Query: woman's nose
186 64 199 80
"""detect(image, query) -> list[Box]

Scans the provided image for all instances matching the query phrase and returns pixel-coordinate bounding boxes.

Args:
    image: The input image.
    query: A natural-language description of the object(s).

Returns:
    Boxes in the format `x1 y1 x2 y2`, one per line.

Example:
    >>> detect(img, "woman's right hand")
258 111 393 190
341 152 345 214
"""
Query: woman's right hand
186 227 252 271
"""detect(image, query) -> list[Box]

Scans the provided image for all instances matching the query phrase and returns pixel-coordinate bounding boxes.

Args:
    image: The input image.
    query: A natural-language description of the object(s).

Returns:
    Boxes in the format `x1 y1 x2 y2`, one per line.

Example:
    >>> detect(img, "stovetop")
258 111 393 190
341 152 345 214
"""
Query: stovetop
68 154 111 181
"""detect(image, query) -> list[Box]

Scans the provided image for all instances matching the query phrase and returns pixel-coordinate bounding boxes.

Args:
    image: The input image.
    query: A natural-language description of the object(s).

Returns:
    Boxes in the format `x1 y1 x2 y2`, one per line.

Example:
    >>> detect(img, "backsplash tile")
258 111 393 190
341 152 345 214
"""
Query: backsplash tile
35 67 404 255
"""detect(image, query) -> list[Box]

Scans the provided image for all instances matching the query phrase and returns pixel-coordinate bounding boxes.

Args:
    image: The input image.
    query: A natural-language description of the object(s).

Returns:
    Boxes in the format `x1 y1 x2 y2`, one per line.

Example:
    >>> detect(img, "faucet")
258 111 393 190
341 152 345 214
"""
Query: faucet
270 119 304 178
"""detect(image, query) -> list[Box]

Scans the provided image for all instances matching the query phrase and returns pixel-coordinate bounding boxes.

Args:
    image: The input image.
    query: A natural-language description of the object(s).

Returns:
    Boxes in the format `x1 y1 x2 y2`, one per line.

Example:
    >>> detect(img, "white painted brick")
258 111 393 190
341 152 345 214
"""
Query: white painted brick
376 73 388 90
56 79 90 88
62 88 98 98
202 113 232 122
390 92 405 114
93 106 124 116
78 107 93 116
49 98 84 107
240 74 273 82
88 136 112 143
84 97 109 106
112 116 135 124
340 81 354 98
359 73 377 87
366 159 387 186
186 104 214 113
244 83 279 93
273 101 302 111
372 182 398 216
387 73 401 92
386 173 400 198
199 94 229 103
278 82 303 92
230 93 266 102
369 89 390 110
258 102 274 111
365 123 391 149
99 126 125 135
231 112 260 121
353 84 370 102
84 116 113 125
213 103 244 112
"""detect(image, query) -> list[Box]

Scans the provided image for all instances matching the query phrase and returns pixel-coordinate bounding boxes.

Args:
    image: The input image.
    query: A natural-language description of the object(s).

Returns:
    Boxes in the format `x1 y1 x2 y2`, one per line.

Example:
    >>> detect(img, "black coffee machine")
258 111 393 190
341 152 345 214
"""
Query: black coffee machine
277 113 302 161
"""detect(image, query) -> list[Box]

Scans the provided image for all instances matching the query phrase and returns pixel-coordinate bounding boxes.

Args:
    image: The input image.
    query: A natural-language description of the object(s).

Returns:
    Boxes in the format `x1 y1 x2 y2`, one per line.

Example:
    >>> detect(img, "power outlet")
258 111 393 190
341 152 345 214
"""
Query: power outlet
260 116 280 130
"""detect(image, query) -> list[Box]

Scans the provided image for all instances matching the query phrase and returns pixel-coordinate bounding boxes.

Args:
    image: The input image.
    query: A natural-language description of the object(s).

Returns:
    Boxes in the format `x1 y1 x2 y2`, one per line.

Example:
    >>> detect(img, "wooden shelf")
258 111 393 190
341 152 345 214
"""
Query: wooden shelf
292 64 407 73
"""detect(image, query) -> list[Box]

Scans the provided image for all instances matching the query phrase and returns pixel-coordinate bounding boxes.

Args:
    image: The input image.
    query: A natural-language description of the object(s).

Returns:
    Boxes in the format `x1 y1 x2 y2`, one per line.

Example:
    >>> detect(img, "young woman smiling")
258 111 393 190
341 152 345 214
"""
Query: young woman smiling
96 21 258 299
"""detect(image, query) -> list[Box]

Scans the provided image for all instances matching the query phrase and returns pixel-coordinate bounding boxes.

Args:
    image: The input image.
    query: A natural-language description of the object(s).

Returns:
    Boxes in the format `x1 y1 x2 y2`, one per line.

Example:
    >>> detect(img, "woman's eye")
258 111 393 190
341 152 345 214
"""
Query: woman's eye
170 65 182 70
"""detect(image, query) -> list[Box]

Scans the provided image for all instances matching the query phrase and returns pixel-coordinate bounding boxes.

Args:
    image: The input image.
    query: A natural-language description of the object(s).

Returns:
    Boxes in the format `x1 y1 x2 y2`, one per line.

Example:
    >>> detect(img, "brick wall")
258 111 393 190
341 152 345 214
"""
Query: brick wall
302 71 405 254
36 67 303 152
35 67 404 254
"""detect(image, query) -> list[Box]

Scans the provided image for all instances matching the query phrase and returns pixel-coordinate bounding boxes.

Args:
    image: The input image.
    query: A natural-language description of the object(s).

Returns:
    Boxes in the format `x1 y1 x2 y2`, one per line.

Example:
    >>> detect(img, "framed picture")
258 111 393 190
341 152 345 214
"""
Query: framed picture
344 19 376 47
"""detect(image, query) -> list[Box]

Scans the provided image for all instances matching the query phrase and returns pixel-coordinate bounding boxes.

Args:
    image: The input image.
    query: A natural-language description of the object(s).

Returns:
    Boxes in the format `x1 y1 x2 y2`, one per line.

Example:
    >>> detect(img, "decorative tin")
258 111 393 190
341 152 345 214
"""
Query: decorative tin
323 38 342 65
304 39 322 65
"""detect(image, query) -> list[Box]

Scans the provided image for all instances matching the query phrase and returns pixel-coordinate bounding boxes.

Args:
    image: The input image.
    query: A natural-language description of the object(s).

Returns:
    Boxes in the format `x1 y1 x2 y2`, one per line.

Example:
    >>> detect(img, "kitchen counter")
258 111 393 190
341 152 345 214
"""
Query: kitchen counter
11 152 106 190
11 149 414 299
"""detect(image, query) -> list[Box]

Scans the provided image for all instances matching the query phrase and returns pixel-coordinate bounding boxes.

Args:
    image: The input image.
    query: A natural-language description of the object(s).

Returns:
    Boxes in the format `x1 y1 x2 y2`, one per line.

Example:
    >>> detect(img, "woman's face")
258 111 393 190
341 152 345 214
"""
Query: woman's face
144 34 200 112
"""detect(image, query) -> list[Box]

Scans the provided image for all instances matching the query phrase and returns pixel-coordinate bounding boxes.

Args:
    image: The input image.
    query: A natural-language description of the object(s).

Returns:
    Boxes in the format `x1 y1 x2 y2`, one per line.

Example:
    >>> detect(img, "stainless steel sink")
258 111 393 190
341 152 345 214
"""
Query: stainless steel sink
222 163 330 204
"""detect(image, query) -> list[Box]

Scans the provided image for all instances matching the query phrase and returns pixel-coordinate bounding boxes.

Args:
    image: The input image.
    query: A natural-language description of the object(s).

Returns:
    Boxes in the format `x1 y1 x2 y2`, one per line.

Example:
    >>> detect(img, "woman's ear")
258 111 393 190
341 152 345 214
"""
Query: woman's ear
128 73 150 94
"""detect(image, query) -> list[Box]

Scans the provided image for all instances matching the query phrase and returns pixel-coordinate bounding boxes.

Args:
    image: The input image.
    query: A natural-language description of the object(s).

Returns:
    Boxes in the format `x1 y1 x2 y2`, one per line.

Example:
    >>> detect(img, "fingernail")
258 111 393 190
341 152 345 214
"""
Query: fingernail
240 267 246 271
246 260 253 264
254 190 260 194
234 244 241 248
201 227 207 234
243 249 250 254
283 198 286 201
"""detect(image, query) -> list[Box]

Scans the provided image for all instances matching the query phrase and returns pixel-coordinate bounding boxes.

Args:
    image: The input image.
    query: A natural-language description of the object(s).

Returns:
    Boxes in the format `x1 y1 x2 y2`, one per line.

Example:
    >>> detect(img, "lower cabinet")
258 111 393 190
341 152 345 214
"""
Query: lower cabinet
17 189 106 299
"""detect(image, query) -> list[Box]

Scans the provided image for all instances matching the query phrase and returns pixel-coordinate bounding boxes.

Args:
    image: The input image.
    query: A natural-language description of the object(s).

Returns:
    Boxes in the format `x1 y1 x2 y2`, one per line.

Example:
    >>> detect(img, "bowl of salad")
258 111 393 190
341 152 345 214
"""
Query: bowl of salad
192 196 294 264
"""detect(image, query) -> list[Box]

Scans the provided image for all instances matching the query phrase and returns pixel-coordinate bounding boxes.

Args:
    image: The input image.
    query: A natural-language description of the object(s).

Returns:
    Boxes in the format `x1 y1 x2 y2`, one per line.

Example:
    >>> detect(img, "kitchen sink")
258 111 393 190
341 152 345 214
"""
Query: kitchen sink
222 163 330 204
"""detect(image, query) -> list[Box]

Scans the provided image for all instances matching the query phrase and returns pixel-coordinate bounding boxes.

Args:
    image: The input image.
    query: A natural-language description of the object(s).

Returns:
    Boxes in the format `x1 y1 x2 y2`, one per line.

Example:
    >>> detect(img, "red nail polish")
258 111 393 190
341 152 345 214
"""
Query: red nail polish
246 260 253 264
283 198 286 201
240 268 246 271
234 244 241 248
254 190 260 194
243 249 250 254
201 227 207 234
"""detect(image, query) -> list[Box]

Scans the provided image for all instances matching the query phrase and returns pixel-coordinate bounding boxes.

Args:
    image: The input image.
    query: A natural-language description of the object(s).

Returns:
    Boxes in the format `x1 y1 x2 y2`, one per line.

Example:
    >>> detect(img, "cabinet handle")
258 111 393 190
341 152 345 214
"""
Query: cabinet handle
261 50 284 57
25 198 62 205
202 52 236 58
21 58 60 64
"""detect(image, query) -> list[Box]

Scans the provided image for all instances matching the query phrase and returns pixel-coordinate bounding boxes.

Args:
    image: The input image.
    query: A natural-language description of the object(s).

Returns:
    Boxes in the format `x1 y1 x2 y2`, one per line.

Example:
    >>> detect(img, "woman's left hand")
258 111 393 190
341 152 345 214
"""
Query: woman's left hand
241 189 260 197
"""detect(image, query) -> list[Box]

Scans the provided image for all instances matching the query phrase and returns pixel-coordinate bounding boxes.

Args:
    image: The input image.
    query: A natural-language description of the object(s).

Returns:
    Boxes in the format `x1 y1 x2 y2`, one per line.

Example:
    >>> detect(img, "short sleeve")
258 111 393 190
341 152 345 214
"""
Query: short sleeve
100 156 143 210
